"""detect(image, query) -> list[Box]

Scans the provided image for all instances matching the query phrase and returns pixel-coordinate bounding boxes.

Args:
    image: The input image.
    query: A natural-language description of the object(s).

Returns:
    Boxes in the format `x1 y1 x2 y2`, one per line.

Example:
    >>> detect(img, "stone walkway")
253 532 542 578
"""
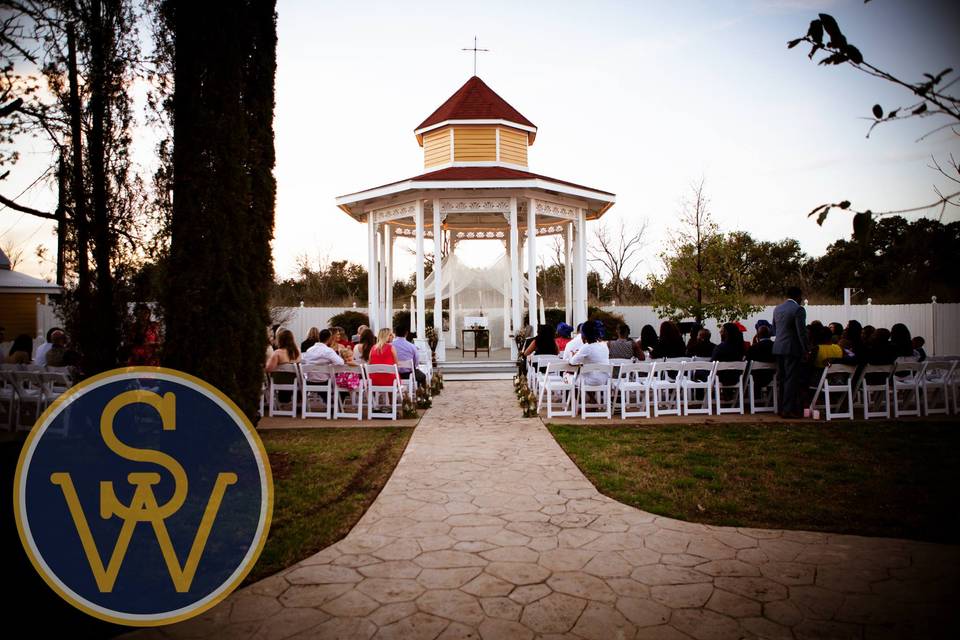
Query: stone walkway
137 381 958 639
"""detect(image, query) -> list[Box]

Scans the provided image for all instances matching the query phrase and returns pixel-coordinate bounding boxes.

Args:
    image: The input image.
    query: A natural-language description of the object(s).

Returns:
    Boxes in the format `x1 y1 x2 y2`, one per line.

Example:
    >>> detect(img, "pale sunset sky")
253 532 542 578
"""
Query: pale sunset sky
2 0 958 298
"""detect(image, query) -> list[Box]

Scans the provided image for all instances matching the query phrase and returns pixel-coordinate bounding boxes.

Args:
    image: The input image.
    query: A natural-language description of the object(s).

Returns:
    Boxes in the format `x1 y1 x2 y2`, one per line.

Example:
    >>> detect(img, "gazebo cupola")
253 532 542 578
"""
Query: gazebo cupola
414 76 537 170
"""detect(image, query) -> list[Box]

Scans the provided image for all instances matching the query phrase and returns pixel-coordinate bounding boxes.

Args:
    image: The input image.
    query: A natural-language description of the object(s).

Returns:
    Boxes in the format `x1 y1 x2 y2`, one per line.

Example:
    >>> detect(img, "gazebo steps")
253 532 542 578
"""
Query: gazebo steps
439 359 516 381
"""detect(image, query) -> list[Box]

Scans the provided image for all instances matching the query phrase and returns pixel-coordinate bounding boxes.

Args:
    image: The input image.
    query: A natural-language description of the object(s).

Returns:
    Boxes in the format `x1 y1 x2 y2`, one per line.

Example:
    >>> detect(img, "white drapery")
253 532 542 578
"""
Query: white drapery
422 252 535 349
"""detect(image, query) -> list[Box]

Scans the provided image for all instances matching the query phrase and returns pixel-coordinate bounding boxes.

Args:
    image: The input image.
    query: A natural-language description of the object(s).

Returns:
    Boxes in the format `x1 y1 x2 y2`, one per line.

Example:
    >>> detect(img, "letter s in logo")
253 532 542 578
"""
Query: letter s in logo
14 368 273 626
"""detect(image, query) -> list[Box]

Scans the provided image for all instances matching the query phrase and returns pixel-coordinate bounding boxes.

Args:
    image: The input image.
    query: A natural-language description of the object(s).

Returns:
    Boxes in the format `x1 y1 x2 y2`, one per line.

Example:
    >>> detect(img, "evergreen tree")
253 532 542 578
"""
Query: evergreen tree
162 0 277 420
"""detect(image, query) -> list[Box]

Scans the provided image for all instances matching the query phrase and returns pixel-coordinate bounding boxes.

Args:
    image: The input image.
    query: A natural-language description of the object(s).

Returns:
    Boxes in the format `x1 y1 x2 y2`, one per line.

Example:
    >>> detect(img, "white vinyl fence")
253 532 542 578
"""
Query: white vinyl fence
21 300 959 358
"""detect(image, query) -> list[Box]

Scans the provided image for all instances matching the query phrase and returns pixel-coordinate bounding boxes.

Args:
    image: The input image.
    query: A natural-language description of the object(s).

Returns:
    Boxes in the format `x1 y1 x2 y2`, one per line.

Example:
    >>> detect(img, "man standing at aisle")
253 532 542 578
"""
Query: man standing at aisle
772 286 809 418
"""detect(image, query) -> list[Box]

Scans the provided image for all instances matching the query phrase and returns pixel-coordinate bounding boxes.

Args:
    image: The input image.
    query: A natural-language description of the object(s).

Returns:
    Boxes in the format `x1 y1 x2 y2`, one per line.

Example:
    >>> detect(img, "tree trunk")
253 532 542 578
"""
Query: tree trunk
86 0 118 371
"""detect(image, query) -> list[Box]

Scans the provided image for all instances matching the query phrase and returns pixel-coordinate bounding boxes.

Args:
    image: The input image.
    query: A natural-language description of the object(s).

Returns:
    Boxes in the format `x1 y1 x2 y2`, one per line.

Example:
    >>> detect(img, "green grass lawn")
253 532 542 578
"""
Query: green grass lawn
247 427 412 583
548 420 960 543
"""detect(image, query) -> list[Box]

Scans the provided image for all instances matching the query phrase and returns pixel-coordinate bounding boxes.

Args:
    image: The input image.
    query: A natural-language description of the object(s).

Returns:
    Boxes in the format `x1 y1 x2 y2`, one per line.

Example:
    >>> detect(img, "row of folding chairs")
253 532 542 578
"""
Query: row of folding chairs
0 364 75 431
808 357 959 420
261 361 419 421
528 356 778 419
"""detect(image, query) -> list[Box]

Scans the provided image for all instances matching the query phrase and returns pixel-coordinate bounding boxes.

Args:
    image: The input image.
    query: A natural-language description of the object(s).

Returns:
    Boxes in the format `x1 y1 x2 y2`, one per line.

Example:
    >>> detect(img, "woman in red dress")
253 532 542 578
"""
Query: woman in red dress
367 328 399 386
128 303 161 366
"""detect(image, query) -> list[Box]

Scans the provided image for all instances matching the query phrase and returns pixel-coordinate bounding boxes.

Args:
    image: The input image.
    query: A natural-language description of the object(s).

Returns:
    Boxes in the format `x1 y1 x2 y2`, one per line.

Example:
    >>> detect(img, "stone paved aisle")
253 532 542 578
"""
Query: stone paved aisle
140 381 958 639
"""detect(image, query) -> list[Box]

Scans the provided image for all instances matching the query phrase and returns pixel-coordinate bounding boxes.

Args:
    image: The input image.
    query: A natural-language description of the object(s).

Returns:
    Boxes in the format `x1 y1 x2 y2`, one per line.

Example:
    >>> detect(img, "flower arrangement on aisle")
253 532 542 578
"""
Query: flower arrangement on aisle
513 374 537 417
415 385 433 410
430 371 444 395
401 394 418 419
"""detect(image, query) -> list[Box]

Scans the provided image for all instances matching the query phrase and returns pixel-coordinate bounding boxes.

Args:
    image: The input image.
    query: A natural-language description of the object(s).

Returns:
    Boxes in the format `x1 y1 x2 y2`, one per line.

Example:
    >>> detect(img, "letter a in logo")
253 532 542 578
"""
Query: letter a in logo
14 368 273 626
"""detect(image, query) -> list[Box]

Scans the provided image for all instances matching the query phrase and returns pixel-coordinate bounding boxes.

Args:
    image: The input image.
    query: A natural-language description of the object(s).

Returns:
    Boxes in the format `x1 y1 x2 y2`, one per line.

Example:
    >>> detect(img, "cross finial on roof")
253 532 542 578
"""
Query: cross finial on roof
461 36 489 76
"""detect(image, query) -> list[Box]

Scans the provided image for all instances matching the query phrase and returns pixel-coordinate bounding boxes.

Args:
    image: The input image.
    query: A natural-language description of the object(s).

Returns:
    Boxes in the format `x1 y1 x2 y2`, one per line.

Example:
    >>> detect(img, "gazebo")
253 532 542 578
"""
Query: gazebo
335 76 615 360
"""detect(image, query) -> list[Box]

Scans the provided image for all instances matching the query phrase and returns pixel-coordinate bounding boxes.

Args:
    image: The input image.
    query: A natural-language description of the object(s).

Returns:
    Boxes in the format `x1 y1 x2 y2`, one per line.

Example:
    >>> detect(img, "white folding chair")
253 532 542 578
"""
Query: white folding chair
946 359 960 415
858 364 893 419
529 355 561 398
41 367 74 407
365 364 401 420
333 364 364 420
680 361 716 416
747 361 778 414
300 364 333 419
892 360 925 418
714 361 748 415
0 365 18 430
397 359 416 401
809 363 857 420
10 368 45 430
539 361 578 418
920 359 954 416
268 363 300 417
578 364 613 419
615 362 656 418
652 361 684 417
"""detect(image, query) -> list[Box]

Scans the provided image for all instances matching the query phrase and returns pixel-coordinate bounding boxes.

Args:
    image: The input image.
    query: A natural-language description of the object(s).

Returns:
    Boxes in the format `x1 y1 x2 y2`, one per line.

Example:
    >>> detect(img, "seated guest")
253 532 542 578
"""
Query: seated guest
650 321 685 359
367 328 400 387
353 328 376 364
747 325 774 362
555 323 573 352
301 326 321 353
266 329 301 404
302 328 345 380
712 323 746 386
753 319 773 344
863 328 897 384
525 324 559 357
813 325 843 369
684 323 701 356
5 334 33 364
608 323 644 360
687 328 716 358
639 324 659 355
890 323 915 359
861 324 876 345
562 323 585 359
912 336 927 362
44 330 75 367
747 324 775 387
333 326 352 349
266 329 301 372
352 324 369 344
35 327 63 367
828 322 844 343
570 321 610 385
393 324 427 388
839 320 864 362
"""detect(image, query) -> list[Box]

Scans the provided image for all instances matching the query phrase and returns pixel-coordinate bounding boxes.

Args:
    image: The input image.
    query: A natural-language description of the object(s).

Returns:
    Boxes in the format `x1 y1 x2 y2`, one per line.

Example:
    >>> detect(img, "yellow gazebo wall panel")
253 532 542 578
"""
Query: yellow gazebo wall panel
499 127 528 166
0 292 41 338
453 126 496 161
423 129 451 168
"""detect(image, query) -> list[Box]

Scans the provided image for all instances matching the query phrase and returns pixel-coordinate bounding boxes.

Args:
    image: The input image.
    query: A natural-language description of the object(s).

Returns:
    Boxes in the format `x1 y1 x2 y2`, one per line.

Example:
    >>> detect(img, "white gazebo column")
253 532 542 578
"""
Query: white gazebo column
414 200 427 350
509 197 521 360
564 222 573 326
502 239 510 349
367 212 380 332
384 225 394 330
574 207 588 326
449 233 457 349
379 228 387 328
432 198 445 361
527 198 538 329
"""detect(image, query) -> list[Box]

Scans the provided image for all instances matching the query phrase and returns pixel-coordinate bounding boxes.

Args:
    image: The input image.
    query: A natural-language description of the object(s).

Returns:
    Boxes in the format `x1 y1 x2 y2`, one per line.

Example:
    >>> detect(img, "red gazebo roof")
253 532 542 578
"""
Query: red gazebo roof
415 76 536 133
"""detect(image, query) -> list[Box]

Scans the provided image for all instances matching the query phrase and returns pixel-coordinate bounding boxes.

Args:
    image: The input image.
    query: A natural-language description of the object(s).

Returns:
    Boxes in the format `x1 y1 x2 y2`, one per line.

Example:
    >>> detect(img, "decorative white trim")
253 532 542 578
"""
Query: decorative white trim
415 119 537 137
372 201 417 224
439 198 511 214
535 200 577 221
337 178 615 207
426 160 529 171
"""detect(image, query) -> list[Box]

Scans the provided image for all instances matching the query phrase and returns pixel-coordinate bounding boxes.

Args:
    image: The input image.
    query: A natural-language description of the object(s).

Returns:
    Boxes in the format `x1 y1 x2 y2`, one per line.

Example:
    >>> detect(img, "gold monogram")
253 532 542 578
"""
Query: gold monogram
50 390 237 593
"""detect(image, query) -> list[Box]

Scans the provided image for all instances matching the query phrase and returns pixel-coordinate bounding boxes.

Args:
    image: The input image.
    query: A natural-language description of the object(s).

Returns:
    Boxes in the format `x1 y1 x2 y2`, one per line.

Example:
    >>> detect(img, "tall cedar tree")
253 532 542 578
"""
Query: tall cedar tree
163 1 277 420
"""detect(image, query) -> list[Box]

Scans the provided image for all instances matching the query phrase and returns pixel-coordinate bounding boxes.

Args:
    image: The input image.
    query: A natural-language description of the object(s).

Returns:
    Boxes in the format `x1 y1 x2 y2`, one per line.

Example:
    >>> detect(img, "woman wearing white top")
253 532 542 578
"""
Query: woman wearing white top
569 321 610 385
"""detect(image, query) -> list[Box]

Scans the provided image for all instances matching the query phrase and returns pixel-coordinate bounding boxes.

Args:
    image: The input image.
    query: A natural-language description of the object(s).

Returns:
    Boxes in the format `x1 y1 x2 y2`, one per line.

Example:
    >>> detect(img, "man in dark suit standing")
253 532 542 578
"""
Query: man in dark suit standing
772 286 809 418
